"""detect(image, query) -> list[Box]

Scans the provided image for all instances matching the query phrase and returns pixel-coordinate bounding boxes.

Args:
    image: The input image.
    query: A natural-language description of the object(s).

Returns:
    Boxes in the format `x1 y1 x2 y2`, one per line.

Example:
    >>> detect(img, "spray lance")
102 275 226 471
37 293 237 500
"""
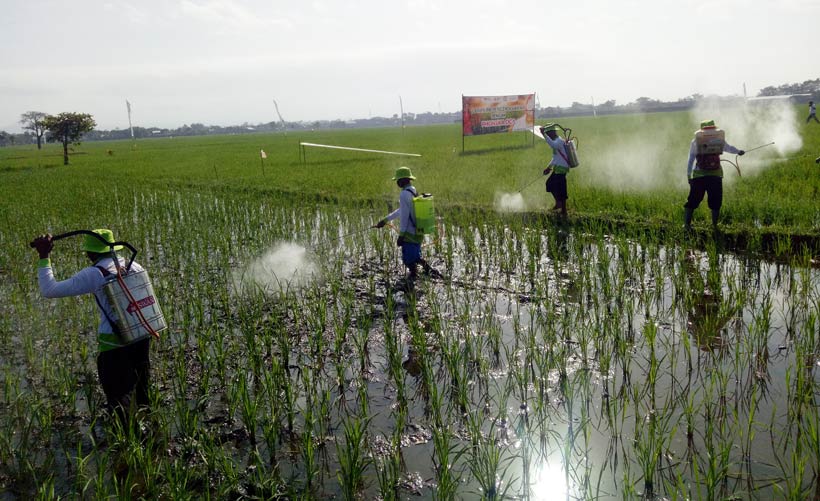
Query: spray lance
721 141 775 177
30 230 166 342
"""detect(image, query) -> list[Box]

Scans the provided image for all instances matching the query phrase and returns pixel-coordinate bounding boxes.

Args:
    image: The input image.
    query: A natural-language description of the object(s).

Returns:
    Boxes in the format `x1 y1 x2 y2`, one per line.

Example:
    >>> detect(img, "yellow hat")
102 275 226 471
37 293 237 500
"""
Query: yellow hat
392 166 416 180
81 229 123 253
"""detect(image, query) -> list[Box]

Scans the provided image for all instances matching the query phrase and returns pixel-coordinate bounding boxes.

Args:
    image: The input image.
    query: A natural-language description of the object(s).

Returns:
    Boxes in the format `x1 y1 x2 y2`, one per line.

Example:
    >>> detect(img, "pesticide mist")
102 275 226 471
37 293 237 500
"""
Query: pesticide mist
232 242 319 294
581 115 684 192
494 192 527 212
692 99 802 178
576 100 803 192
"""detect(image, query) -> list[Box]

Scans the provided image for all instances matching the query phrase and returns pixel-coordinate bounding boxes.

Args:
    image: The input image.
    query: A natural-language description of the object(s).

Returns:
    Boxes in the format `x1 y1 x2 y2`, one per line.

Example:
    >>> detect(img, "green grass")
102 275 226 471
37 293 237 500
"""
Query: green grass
2 107 818 240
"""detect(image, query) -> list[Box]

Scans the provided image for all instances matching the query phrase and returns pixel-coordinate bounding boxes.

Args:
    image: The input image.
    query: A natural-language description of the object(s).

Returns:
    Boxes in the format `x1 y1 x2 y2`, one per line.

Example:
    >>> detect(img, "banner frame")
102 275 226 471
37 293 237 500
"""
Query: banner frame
461 93 536 152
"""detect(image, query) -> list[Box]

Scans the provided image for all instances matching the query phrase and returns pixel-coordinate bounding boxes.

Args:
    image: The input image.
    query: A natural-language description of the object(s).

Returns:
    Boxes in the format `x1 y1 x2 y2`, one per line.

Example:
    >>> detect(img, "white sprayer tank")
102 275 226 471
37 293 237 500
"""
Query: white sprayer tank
103 269 167 343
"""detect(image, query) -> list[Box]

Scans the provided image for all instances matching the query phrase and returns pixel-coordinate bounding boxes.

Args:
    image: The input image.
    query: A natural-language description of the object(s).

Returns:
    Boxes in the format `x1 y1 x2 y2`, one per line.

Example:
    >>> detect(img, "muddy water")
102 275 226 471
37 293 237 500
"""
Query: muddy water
254 217 820 500
5 193 818 499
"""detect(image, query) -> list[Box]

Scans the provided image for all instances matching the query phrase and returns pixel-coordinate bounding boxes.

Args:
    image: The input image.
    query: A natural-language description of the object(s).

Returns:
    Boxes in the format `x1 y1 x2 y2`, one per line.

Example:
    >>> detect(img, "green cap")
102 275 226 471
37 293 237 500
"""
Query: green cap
392 166 416 180
700 119 716 129
81 229 123 254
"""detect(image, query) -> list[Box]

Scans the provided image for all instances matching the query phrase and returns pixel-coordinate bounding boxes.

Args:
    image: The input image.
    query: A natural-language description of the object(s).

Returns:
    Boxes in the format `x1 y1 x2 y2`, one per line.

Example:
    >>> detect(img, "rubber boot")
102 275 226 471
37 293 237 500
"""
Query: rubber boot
684 208 694 228
560 199 568 216
711 209 720 227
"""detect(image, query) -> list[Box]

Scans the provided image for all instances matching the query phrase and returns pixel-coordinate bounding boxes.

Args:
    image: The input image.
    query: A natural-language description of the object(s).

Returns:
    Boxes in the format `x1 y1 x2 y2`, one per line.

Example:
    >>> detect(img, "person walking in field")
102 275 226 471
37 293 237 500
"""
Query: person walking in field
31 229 154 424
373 166 437 280
807 101 819 124
539 123 570 215
683 120 745 229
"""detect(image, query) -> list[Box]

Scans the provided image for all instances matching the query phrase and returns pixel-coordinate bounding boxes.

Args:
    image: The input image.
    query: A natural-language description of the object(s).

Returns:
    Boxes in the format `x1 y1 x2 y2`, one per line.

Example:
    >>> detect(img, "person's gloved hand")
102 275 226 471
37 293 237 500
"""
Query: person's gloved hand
373 219 386 228
543 167 552 175
688 178 694 185
396 235 405 247
738 150 745 156
31 234 53 259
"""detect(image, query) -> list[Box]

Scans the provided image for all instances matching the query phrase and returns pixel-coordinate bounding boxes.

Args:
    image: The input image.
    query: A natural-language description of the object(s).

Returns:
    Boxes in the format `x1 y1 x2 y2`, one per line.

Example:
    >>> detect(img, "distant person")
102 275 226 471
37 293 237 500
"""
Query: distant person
374 167 438 280
539 123 570 215
683 120 745 229
808 101 819 124
31 229 154 423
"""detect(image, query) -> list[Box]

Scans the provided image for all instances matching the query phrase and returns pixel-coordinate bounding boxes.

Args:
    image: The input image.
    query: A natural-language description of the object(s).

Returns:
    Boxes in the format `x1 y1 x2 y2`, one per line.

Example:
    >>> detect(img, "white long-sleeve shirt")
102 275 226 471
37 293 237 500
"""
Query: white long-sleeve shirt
544 135 570 171
686 139 740 179
383 185 417 236
38 256 144 336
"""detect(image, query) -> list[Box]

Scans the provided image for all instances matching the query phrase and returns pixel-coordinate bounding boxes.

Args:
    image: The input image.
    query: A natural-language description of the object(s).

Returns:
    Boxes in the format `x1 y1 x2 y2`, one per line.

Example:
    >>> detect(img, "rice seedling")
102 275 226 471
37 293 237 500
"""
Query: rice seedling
1 116 819 498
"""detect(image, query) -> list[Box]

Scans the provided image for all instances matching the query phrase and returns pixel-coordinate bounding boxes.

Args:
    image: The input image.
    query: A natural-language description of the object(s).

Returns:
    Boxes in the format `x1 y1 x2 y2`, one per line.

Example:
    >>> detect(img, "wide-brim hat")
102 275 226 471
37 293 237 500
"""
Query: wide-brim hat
81 229 123 253
392 166 416 180
541 123 559 132
700 119 716 129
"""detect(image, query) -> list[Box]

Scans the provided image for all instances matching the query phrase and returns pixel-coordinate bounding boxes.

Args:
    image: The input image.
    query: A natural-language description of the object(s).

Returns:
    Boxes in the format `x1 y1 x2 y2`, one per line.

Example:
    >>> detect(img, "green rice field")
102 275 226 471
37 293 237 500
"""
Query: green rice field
1 108 819 499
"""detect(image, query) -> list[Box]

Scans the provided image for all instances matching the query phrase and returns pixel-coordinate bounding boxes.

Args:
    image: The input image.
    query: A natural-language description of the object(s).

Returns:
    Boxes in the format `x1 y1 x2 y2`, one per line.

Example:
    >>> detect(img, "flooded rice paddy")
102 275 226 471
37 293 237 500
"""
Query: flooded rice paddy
1 190 819 499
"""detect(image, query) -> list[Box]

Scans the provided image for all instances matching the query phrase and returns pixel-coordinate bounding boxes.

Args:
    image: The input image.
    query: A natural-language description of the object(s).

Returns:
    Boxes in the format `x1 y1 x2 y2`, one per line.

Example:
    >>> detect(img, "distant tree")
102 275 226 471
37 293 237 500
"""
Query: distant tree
42 112 96 165
19 111 49 149
633 97 660 109
758 78 820 97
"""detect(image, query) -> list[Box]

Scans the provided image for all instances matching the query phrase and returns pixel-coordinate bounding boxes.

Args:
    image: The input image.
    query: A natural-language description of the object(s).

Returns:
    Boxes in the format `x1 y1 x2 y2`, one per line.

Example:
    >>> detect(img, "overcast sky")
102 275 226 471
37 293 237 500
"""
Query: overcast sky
2 0 817 132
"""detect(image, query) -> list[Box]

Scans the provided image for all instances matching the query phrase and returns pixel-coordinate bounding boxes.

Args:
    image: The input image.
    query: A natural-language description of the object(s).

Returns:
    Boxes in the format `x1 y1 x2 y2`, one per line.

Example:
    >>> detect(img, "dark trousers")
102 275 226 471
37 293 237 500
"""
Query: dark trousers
808 113 819 124
684 176 722 210
97 338 151 420
546 173 568 200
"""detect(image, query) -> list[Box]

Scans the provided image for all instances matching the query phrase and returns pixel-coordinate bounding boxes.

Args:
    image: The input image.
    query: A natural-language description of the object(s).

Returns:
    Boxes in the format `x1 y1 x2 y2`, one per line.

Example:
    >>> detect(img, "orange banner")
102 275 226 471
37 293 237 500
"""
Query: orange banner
462 94 535 136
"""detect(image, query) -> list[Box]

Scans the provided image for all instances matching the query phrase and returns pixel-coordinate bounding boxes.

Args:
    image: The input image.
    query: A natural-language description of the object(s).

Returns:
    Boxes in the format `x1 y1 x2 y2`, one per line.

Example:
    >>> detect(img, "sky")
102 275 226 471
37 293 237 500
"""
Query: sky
2 0 818 132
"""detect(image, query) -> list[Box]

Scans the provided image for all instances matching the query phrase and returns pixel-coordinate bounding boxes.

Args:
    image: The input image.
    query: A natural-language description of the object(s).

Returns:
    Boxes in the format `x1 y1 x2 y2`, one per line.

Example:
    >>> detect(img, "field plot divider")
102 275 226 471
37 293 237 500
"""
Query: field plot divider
299 142 422 165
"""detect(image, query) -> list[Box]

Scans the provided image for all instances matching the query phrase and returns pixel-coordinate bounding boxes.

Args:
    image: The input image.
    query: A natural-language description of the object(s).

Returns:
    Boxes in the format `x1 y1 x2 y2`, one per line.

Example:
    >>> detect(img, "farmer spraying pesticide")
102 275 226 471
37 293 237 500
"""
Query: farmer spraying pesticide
683 120 745 229
539 123 578 216
30 229 164 423
373 166 439 280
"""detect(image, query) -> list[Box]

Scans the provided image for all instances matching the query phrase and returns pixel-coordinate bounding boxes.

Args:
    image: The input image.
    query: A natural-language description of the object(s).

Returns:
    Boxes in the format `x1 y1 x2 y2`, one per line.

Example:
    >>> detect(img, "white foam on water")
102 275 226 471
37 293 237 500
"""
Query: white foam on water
495 192 526 212
232 242 318 294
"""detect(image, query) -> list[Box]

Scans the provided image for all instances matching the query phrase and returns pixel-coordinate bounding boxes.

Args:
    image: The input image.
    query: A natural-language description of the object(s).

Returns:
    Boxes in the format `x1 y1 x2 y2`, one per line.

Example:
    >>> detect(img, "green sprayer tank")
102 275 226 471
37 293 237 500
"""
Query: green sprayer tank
413 194 436 236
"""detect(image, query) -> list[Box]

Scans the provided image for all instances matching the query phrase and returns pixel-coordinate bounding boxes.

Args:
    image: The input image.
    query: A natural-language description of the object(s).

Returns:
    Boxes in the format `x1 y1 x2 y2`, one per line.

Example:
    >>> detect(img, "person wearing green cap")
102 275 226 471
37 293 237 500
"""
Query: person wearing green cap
373 166 437 280
539 123 570 215
684 120 745 229
30 229 153 423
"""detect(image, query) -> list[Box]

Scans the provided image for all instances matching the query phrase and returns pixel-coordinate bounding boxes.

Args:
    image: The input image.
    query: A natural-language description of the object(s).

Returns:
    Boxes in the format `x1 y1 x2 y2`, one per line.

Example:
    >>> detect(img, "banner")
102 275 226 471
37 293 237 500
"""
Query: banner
462 94 535 136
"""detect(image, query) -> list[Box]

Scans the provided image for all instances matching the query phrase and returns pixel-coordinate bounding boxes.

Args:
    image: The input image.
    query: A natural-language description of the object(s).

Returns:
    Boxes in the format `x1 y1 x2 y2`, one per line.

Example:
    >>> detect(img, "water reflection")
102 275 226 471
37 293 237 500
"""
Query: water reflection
682 249 733 352
530 460 569 500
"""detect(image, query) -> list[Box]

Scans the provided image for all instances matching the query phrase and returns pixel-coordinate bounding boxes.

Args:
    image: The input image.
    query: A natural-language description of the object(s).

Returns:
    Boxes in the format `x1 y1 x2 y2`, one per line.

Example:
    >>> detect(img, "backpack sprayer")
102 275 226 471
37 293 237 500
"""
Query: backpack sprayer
543 123 580 168
30 230 166 343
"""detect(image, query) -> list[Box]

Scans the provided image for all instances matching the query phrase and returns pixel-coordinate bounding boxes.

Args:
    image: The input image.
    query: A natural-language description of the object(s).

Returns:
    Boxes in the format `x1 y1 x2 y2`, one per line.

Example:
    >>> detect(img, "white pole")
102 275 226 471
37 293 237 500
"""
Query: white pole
399 95 405 133
126 99 134 139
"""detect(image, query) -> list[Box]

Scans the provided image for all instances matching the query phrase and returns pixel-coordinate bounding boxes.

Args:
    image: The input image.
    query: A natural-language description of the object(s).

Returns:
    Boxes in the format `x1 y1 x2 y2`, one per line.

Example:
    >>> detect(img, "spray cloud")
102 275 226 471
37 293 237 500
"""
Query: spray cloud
494 191 527 212
232 241 318 294
691 98 802 179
